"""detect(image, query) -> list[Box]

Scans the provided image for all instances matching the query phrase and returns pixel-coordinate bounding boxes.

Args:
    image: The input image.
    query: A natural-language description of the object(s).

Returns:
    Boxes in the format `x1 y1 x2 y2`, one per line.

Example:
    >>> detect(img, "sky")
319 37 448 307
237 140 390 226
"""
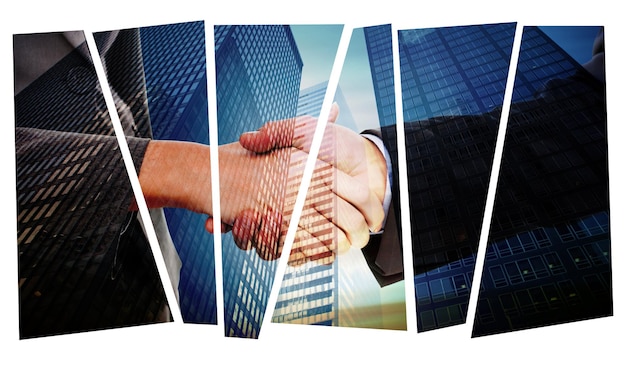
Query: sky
290 24 342 90
291 25 381 132
290 24 606 135
289 24 406 329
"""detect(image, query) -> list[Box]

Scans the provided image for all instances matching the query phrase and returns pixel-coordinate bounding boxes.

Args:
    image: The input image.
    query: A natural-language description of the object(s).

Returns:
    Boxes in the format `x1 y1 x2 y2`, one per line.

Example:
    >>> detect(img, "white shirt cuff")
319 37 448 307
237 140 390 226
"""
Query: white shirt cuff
361 133 393 233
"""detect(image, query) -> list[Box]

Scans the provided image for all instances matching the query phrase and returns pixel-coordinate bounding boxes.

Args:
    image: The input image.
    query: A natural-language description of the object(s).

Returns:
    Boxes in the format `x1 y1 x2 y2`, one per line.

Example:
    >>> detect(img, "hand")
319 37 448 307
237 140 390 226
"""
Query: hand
137 138 301 261
234 103 388 266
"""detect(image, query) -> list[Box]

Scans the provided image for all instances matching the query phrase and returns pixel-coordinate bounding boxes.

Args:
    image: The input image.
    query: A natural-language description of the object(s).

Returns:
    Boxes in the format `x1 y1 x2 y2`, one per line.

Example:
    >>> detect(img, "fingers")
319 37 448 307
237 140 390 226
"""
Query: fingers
231 209 260 250
238 102 340 153
204 217 232 234
239 117 297 153
289 224 336 266
287 185 370 266
301 188 371 251
295 169 371 254
327 102 339 123
225 178 373 267
230 208 283 260
333 169 385 232
306 157 385 232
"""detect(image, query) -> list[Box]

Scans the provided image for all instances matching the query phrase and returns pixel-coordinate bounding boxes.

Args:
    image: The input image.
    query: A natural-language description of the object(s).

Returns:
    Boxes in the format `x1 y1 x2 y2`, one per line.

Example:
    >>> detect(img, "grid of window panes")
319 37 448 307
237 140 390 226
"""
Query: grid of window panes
139 21 217 324
272 81 338 326
296 82 328 118
472 26 610 337
363 25 396 128
272 80 368 327
396 23 516 332
214 25 303 338
15 30 169 338
399 23 515 122
273 263 337 325
510 27 581 103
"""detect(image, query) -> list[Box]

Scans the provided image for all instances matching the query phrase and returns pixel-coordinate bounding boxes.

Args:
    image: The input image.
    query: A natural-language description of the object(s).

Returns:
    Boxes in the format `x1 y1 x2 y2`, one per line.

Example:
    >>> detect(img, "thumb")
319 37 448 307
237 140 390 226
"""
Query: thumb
327 102 339 123
239 129 274 153
239 118 296 153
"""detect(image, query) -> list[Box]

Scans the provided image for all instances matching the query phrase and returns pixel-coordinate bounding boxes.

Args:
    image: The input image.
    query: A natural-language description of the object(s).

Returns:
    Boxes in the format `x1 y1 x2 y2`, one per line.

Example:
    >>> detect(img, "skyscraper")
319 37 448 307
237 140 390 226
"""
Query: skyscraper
14 29 170 339
272 81 339 326
472 26 610 337
271 81 384 327
365 22 517 331
296 81 358 130
363 25 397 129
214 25 303 338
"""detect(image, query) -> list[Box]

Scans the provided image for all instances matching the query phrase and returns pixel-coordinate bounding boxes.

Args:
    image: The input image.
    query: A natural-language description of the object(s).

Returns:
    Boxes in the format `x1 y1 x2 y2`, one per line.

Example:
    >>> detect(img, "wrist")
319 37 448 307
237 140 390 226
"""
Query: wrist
138 140 213 214
362 136 388 204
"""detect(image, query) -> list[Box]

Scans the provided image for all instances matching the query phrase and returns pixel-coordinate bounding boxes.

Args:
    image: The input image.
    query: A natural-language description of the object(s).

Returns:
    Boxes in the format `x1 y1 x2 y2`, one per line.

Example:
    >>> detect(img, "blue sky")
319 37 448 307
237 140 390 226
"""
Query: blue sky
290 24 342 90
291 25 381 132
285 23 606 329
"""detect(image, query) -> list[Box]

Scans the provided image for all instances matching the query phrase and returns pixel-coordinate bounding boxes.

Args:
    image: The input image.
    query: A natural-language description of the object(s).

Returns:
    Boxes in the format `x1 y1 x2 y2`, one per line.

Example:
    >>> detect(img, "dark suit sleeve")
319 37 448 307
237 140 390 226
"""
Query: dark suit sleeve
14 30 170 338
361 112 500 286
360 70 607 288
16 127 150 246
360 126 405 287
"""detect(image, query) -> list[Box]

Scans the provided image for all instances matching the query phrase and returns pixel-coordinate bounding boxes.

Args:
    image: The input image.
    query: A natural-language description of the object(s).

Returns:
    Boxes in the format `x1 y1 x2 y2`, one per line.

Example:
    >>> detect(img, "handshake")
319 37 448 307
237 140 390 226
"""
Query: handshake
138 104 388 266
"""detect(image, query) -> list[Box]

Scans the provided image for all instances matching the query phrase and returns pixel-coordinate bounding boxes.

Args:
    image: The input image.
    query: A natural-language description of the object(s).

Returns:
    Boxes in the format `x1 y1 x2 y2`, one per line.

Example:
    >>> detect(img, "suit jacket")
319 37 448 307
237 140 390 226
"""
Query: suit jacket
14 30 170 338
362 69 608 287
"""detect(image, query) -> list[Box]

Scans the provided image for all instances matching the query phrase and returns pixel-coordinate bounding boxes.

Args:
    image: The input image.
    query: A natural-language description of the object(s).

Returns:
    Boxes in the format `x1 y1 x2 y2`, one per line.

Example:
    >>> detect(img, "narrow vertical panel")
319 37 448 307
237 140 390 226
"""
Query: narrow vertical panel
396 23 517 332
14 29 172 339
472 26 610 337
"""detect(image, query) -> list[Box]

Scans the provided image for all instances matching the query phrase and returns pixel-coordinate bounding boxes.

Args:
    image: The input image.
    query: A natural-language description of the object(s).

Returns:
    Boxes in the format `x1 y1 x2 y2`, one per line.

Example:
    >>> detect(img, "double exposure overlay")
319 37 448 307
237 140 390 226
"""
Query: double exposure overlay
272 25 407 330
11 19 611 343
473 26 610 337
14 30 171 339
397 23 517 331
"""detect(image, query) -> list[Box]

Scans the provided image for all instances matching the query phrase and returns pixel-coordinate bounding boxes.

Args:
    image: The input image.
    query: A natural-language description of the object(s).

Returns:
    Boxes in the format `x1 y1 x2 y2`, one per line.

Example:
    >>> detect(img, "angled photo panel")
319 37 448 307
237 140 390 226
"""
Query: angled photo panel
92 20 218 326
13 29 173 339
134 21 217 325
397 22 518 332
472 25 611 337
213 24 344 338
270 24 408 331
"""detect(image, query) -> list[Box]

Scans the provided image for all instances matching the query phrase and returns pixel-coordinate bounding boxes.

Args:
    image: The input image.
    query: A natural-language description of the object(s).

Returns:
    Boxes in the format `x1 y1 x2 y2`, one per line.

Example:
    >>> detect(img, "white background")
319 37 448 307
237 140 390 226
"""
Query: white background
1 1 623 364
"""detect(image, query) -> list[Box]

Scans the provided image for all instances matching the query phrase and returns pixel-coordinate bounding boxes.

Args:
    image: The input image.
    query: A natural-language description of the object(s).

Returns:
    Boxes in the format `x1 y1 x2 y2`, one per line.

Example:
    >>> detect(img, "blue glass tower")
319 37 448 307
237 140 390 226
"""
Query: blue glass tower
139 21 217 324
472 26 610 337
295 81 357 130
272 81 365 327
364 25 397 129
365 23 517 332
214 25 303 338
398 23 516 332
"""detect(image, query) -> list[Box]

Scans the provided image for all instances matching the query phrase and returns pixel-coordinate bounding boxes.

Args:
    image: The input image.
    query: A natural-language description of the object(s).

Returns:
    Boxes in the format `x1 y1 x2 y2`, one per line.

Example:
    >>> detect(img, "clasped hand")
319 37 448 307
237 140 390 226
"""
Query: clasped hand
139 104 388 266
226 104 388 265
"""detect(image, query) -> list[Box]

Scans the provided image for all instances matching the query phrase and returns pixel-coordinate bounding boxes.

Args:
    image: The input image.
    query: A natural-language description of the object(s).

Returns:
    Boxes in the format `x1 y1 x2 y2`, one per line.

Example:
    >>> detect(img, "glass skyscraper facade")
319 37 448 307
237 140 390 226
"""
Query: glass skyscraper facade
295 81 358 130
399 23 516 332
364 25 397 129
139 21 217 325
365 23 609 335
214 25 303 338
272 81 339 326
14 29 171 339
472 26 610 337
272 81 379 327
365 22 517 331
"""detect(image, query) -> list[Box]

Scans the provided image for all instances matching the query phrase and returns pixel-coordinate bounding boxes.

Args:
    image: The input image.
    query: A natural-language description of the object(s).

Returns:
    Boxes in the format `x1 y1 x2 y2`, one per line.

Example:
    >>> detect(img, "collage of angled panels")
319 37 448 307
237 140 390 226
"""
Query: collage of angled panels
13 21 609 340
